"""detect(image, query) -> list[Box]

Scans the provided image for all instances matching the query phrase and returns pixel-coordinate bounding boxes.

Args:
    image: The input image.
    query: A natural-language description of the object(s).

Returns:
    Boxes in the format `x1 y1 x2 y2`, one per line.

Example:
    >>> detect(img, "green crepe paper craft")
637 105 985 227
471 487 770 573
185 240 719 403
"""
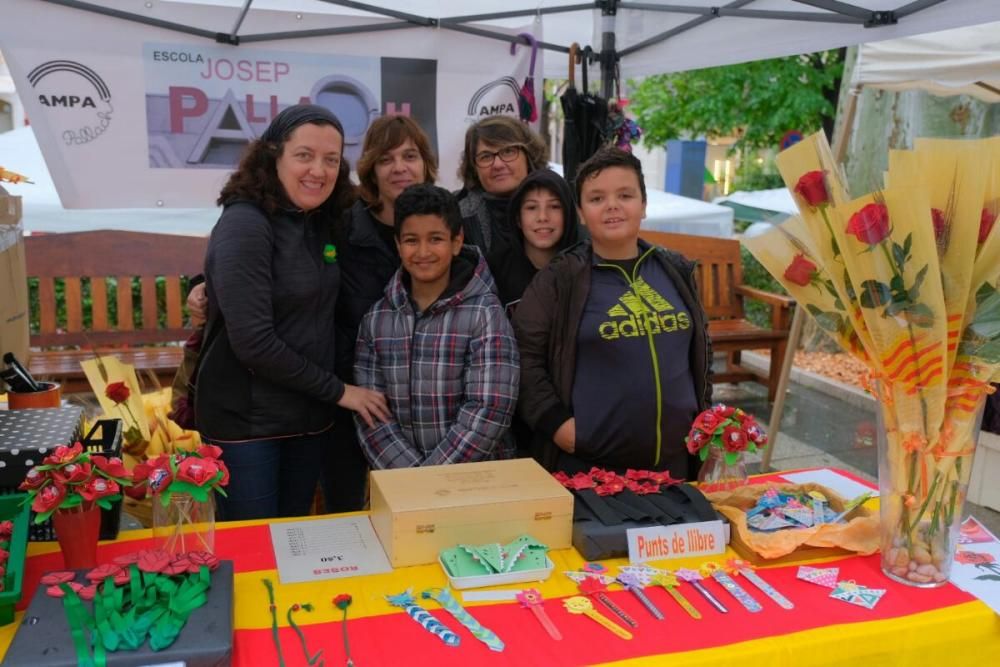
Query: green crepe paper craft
440 535 548 577
53 552 217 667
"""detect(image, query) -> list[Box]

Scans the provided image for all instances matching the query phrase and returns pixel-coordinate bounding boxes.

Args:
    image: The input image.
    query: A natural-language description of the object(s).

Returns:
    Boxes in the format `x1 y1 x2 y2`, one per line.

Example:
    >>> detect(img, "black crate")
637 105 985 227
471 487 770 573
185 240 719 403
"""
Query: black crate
0 417 124 542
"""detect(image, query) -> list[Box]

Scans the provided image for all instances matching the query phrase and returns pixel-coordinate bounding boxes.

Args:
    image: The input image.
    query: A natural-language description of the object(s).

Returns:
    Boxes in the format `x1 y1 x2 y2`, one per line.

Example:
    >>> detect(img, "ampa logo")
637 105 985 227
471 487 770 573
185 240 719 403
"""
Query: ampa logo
27 60 113 146
465 76 521 121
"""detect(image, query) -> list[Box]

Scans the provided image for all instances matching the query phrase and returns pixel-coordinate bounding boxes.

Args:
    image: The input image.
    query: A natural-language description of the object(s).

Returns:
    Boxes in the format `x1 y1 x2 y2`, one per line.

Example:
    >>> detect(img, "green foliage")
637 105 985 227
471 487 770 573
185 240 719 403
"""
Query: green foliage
630 51 843 153
730 157 785 193
740 246 786 328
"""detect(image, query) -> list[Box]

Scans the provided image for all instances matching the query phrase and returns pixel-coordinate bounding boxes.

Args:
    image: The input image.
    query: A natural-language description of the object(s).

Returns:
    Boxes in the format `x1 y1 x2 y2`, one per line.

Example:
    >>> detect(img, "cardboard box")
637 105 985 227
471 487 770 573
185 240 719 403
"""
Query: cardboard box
370 459 573 568
0 188 29 365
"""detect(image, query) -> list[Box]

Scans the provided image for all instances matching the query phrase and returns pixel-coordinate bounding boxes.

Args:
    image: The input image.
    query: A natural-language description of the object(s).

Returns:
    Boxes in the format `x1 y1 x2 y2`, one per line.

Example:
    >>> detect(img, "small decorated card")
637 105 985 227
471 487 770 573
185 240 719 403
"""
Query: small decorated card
829 581 886 609
796 566 839 588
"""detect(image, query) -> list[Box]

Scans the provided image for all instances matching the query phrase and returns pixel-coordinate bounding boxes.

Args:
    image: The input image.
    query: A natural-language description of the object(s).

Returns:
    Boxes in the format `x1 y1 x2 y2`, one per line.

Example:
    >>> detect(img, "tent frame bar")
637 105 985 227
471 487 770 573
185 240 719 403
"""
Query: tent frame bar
39 0 221 41
618 3 860 24
239 21 419 44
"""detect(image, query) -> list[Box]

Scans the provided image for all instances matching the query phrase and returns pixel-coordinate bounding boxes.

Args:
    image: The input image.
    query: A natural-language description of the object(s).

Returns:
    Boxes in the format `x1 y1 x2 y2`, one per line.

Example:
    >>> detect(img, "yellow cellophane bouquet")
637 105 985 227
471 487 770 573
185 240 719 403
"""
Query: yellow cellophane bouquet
743 133 999 586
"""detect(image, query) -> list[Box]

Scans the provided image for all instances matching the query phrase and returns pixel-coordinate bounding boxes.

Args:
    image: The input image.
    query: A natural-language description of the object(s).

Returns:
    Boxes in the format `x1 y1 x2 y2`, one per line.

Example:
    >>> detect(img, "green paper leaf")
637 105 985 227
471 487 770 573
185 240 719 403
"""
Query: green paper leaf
699 446 710 462
58 495 83 510
723 451 741 466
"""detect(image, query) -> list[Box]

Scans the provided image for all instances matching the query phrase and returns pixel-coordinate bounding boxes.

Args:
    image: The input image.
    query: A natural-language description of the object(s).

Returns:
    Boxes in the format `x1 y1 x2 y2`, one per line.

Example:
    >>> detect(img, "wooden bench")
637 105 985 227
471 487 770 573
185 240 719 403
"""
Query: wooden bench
25 230 207 393
639 230 795 401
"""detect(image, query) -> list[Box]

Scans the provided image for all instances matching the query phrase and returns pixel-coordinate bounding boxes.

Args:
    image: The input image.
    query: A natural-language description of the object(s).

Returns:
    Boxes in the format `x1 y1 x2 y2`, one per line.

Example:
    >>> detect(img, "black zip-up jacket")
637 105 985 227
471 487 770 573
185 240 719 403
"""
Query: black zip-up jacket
512 239 713 473
196 201 344 442
333 200 401 382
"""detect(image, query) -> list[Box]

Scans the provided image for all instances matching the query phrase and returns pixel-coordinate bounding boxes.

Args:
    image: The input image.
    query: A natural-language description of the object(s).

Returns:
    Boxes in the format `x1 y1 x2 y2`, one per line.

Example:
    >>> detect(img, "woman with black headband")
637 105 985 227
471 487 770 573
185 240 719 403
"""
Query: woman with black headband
195 104 389 521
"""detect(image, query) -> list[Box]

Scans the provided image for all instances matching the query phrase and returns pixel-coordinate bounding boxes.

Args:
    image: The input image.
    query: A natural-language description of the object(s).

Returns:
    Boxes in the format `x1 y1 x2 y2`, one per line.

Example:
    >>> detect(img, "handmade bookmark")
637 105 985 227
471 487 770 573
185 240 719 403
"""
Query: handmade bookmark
422 587 505 652
617 571 664 620
386 589 460 647
650 573 702 619
726 559 793 610
700 563 762 613
576 576 638 628
563 596 633 640
676 568 728 613
830 491 874 523
515 589 562 640
809 490 828 525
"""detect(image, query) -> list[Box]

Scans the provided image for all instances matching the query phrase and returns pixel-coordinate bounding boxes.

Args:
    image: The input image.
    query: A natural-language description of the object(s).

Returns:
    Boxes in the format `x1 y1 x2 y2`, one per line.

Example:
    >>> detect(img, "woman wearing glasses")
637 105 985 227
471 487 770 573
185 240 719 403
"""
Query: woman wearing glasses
456 116 549 253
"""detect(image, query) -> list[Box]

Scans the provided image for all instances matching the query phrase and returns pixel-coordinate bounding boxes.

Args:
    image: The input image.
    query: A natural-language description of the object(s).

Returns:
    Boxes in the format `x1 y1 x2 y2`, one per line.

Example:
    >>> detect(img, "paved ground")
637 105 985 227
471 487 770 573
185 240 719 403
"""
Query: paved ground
716 375 1000 539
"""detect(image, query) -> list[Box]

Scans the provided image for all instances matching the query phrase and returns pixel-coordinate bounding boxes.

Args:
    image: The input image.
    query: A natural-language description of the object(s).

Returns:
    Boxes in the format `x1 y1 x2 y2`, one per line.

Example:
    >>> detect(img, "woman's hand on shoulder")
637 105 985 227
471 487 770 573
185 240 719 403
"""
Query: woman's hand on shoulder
338 384 391 428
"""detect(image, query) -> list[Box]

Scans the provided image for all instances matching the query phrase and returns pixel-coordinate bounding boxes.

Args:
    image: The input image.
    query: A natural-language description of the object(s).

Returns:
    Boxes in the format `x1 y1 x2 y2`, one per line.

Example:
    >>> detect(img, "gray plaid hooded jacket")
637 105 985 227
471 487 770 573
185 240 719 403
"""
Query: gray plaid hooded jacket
354 246 519 469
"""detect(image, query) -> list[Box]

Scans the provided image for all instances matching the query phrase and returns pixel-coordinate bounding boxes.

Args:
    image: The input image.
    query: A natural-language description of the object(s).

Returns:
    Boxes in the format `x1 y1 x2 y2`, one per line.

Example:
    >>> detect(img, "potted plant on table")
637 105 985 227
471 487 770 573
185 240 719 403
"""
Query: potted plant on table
19 443 132 568
127 445 229 556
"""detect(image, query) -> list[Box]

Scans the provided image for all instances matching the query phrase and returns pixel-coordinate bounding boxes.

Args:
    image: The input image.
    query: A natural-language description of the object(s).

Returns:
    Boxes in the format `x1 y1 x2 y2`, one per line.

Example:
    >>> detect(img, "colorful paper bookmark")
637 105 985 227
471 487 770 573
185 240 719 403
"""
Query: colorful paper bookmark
700 563 762 613
797 566 839 589
386 589 460 647
422 587 505 652
829 580 886 609
651 573 702 619
563 596 633 640
726 559 793 610
576 576 639 628
676 568 728 613
617 571 664 620
516 589 562 640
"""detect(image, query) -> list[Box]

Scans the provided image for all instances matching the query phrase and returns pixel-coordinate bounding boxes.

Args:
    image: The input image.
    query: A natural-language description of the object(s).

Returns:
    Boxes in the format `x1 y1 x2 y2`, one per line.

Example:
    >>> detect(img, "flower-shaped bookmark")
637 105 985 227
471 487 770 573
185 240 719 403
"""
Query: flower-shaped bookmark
563 596 633 641
700 563 762 613
650 572 702 619
386 589 460 647
726 559 794 610
617 572 664 620
515 589 562 640
676 568 728 613
422 587 504 652
577 576 638 628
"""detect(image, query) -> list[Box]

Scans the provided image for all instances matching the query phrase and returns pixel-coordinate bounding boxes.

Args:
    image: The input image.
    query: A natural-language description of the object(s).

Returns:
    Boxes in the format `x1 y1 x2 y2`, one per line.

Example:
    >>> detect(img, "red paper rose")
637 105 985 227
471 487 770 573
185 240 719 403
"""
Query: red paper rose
783 253 817 287
146 466 174 494
693 410 723 434
40 571 77 586
794 171 829 208
686 428 709 454
43 442 83 466
137 549 172 574
19 468 47 490
85 563 123 583
215 460 230 487
176 457 220 487
0 520 12 538
333 593 353 610
197 444 223 460
930 208 946 241
846 203 891 245
105 381 131 404
188 551 220 571
90 455 130 480
79 477 119 502
722 426 748 452
712 404 736 418
52 462 92 486
980 208 997 244
31 483 66 513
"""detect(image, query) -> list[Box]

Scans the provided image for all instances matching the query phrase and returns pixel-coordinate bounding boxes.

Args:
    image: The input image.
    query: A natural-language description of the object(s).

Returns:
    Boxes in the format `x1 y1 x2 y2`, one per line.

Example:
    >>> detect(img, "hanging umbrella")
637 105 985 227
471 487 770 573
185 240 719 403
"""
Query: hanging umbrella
510 32 540 123
560 43 583 185
577 47 609 164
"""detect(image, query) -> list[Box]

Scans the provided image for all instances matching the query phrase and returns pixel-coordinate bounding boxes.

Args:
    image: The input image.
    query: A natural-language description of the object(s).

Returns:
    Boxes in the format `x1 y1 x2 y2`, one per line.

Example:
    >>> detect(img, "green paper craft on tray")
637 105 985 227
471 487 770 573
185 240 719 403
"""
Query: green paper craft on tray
439 535 553 589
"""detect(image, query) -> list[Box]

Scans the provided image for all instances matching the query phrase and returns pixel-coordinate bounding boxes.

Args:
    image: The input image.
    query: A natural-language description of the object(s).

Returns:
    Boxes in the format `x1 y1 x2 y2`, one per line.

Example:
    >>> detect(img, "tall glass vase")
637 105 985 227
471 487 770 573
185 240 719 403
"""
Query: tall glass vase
152 492 215 556
877 395 986 587
697 448 749 493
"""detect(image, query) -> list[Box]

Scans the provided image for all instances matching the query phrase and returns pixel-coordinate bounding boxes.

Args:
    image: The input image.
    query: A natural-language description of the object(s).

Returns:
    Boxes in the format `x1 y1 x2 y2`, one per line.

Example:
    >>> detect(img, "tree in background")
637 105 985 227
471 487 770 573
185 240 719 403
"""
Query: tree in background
630 50 844 189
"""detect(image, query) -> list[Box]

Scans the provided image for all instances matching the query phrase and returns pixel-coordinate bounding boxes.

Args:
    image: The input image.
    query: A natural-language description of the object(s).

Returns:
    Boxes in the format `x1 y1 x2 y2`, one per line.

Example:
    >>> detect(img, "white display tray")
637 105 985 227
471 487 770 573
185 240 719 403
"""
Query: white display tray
438 555 555 590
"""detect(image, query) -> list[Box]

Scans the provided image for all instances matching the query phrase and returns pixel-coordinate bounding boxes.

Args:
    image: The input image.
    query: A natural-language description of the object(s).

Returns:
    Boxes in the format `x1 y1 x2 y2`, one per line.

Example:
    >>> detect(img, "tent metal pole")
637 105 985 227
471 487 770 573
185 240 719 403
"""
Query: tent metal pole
314 0 434 25
791 0 872 20
619 3 859 24
444 4 596 24
230 0 254 38
599 0 617 100
439 23 570 55
37 0 221 40
893 0 946 18
619 0 755 58
238 22 419 44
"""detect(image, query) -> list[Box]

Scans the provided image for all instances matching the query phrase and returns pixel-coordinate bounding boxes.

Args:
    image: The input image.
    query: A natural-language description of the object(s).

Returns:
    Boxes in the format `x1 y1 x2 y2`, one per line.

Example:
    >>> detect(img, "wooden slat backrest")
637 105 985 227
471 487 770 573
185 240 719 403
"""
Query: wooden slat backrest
639 230 744 320
25 230 208 348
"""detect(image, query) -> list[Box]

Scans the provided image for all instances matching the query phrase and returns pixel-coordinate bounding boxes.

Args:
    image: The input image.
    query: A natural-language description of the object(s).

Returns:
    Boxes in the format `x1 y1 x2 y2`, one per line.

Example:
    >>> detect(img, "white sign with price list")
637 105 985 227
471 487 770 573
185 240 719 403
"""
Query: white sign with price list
269 515 392 584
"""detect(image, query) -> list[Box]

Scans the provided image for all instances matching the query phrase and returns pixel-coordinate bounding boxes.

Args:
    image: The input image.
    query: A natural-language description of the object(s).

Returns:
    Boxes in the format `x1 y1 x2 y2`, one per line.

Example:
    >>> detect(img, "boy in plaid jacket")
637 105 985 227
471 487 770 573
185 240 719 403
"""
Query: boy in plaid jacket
354 184 520 468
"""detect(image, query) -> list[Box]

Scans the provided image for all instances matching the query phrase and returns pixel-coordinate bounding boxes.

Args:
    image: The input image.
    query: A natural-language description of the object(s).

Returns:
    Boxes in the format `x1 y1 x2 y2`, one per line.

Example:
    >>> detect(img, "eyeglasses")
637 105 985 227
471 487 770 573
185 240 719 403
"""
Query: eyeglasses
474 145 524 168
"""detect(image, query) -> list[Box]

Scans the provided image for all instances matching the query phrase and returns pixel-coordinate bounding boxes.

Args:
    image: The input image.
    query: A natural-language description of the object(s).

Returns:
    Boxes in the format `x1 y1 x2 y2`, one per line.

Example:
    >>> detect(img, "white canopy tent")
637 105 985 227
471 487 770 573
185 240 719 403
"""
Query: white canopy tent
2 0 999 209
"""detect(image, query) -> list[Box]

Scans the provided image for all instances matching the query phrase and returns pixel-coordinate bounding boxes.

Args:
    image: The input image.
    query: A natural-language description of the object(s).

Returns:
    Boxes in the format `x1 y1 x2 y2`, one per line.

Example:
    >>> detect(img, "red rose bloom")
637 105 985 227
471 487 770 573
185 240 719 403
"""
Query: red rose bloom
32 483 66 513
694 411 724 434
91 455 129 480
105 381 131 404
711 404 736 418
333 593 353 610
20 467 47 490
197 444 223 460
846 203 891 245
176 457 220 487
980 208 997 244
794 171 829 208
930 208 946 241
722 426 748 453
52 462 92 486
215 460 230 487
147 466 174 493
43 442 83 466
79 477 119 502
686 429 709 454
783 253 818 287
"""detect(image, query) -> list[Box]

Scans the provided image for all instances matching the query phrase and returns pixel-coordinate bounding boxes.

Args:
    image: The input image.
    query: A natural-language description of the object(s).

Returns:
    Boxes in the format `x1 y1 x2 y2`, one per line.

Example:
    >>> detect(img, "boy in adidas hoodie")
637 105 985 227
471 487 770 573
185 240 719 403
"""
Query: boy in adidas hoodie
354 184 520 468
513 148 712 479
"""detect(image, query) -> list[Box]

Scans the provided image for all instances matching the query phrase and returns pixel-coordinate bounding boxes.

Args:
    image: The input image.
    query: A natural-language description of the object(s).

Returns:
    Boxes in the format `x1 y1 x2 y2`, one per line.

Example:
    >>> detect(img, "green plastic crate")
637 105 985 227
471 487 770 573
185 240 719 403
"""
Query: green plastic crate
0 493 30 626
